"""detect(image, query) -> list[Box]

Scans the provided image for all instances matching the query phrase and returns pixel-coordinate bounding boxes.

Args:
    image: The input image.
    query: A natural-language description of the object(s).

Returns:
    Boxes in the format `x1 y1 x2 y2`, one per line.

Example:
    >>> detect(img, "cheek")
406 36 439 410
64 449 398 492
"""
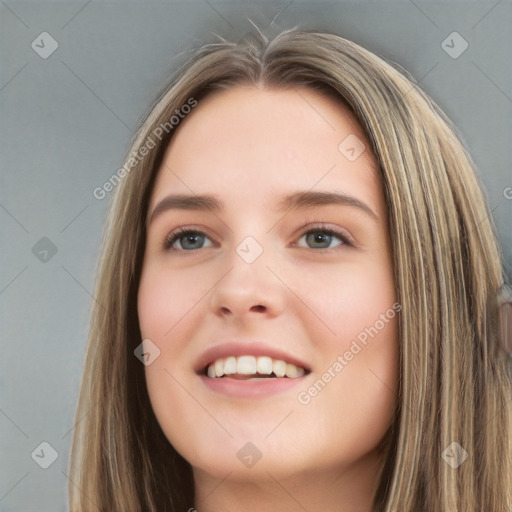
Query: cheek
289 260 397 342
297 316 399 461
291 261 399 449
137 268 210 456
136 263 221 371
138 264 207 338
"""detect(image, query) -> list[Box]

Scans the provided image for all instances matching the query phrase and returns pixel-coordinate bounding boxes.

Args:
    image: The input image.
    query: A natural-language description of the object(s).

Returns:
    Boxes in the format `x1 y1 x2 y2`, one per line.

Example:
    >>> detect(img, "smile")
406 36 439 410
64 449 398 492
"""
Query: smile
205 355 307 379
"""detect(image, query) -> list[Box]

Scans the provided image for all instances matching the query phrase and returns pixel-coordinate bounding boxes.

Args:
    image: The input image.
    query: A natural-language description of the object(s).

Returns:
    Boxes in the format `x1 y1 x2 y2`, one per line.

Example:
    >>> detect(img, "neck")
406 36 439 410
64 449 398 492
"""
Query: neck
192 450 382 512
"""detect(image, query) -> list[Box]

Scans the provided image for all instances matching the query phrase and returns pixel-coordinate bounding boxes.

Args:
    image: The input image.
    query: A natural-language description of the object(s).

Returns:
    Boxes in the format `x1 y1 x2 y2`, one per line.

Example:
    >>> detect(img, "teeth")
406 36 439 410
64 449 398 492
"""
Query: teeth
214 359 224 377
256 356 273 375
224 356 237 375
273 359 286 377
237 355 256 374
285 363 305 378
205 355 306 379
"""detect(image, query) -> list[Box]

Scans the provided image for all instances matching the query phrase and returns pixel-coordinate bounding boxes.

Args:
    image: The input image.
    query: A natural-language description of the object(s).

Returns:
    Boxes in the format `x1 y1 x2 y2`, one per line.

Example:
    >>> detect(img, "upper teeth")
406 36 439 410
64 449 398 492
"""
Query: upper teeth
206 355 306 379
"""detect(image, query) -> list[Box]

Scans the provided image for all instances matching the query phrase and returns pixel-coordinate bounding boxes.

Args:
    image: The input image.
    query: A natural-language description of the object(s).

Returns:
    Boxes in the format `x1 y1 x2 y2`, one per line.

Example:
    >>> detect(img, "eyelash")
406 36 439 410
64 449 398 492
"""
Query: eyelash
163 222 353 253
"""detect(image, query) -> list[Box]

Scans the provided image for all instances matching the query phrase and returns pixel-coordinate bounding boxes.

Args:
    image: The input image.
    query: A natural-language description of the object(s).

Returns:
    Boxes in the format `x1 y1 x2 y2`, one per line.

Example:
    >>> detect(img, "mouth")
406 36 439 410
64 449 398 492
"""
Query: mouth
202 355 310 380
195 342 311 397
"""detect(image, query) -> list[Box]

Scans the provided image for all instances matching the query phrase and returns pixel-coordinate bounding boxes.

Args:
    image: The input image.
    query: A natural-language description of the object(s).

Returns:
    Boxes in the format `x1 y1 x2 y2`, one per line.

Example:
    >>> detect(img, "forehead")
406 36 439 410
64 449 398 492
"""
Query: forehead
150 86 382 212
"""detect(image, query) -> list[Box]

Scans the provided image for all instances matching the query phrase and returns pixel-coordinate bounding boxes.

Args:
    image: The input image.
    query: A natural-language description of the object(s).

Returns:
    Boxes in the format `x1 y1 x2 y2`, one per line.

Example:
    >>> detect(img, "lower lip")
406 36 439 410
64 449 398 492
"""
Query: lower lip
199 374 307 397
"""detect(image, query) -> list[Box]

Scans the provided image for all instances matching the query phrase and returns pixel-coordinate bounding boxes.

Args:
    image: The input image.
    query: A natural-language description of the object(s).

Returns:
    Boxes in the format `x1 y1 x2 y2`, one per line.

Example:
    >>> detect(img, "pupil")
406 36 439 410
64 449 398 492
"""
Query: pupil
183 234 203 249
308 231 330 248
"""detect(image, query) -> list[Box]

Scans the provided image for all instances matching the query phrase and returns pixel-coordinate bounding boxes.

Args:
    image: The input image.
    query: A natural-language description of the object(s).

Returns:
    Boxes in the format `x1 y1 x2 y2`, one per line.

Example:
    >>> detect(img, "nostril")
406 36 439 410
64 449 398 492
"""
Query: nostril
250 305 266 312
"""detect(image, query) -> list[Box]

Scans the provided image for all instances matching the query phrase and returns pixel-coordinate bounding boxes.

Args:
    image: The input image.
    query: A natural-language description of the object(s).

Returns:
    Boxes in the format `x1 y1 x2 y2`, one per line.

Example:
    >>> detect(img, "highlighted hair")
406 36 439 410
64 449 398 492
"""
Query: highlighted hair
69 29 512 511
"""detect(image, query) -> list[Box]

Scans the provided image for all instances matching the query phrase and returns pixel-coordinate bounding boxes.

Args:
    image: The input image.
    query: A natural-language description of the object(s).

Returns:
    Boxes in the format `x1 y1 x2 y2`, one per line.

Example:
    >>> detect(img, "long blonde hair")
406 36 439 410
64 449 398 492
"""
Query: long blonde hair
69 29 512 511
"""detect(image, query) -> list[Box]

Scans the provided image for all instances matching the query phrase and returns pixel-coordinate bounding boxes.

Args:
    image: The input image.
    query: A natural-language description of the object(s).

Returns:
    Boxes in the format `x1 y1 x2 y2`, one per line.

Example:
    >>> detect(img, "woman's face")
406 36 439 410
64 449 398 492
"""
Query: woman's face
138 86 399 483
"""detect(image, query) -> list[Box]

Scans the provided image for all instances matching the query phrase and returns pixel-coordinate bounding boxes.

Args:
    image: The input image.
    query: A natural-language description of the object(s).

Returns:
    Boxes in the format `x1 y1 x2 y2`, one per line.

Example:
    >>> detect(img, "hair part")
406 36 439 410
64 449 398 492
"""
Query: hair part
69 28 512 511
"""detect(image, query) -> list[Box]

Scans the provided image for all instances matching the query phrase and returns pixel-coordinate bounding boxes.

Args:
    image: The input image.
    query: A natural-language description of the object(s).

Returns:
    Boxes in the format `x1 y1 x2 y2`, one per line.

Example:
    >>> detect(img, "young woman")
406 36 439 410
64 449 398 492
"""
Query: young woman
69 29 512 511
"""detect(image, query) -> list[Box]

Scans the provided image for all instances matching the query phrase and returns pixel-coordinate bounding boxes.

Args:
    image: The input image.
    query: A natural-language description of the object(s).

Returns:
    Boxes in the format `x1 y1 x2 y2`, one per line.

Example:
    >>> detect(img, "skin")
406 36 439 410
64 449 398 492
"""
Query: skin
138 86 399 512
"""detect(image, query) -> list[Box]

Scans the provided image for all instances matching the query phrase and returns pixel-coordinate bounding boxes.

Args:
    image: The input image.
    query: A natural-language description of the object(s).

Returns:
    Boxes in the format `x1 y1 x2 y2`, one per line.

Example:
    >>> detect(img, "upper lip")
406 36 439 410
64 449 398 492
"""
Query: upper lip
194 341 311 374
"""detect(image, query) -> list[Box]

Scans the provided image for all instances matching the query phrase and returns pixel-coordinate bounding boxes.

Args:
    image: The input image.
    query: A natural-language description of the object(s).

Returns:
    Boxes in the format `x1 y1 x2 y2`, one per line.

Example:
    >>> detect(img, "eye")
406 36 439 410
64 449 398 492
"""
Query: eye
164 229 214 251
163 226 350 252
296 228 350 250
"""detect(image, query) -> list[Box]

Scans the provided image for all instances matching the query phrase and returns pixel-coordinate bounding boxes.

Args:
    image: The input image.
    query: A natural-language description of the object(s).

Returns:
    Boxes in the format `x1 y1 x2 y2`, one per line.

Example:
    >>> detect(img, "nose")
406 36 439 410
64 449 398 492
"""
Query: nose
208 246 288 320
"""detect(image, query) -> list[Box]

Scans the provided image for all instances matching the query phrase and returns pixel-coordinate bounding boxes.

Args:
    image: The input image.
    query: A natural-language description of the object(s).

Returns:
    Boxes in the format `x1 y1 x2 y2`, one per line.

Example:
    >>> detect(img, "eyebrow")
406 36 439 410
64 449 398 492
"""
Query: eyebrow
149 194 222 224
148 190 379 225
276 191 379 221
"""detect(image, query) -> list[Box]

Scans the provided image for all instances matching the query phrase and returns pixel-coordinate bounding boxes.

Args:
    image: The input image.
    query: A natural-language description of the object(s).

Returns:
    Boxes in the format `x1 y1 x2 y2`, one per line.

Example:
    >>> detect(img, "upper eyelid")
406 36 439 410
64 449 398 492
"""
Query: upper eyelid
297 223 353 242
164 227 214 248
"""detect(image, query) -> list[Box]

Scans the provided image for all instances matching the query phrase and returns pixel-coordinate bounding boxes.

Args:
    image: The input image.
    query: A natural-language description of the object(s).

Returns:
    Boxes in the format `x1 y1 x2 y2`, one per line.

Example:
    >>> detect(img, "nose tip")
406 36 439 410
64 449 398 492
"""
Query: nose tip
209 248 287 320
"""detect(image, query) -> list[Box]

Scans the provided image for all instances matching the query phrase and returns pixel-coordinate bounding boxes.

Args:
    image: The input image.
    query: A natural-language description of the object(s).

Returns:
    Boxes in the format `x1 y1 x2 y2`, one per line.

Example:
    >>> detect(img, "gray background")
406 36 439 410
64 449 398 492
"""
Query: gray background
1 1 511 510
